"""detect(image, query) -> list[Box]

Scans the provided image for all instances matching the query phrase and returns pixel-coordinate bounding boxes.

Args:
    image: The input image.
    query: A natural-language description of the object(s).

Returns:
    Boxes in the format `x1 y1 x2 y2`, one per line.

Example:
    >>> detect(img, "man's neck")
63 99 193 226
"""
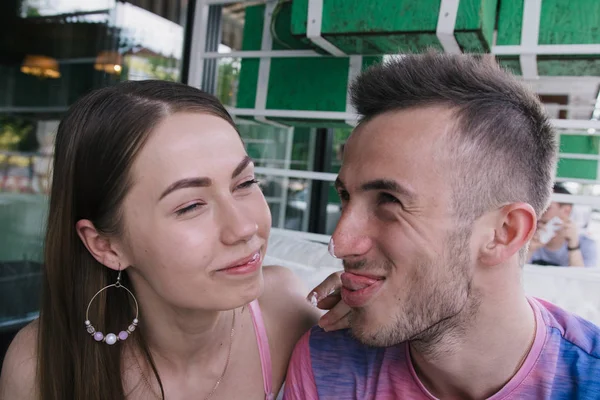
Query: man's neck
409 273 536 399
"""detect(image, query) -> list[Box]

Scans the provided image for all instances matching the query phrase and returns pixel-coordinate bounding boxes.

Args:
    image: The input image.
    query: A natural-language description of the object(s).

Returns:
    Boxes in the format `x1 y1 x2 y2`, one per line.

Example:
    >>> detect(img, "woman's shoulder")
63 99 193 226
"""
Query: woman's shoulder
257 266 320 391
258 265 320 344
0 320 39 399
259 265 319 326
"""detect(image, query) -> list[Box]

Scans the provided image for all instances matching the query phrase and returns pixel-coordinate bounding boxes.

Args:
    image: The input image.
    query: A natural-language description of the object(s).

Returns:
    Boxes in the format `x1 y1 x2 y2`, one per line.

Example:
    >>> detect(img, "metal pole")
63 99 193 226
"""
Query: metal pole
202 4 223 94
187 0 209 88
308 128 334 234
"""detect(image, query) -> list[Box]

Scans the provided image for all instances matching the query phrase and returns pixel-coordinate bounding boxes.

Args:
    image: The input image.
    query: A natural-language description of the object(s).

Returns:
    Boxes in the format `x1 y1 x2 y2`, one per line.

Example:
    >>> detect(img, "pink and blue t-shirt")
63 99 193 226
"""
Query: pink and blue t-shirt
283 297 600 399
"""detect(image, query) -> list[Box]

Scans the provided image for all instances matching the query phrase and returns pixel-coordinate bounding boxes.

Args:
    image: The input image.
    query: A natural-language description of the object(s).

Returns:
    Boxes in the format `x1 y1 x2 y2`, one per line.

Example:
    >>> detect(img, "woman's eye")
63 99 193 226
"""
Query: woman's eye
378 192 401 206
175 202 204 216
237 178 259 190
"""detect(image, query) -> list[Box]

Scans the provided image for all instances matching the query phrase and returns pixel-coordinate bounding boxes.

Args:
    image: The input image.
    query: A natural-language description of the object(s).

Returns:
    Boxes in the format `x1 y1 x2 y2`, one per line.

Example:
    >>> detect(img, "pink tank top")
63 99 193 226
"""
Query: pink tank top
248 300 275 400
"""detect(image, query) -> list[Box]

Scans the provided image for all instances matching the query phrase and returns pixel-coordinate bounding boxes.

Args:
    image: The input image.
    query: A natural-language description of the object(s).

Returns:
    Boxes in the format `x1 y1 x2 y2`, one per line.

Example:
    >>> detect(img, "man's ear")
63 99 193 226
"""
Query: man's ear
75 219 130 270
478 203 537 266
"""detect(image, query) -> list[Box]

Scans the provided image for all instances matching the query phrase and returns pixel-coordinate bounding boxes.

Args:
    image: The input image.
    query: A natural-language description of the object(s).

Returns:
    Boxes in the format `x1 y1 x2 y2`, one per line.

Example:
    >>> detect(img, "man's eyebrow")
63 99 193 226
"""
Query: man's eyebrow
159 177 212 201
232 155 253 179
334 177 346 191
360 179 417 202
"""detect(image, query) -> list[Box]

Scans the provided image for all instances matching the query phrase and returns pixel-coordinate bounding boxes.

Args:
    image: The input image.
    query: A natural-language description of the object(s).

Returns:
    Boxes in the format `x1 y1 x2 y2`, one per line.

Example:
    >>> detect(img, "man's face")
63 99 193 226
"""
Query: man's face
540 202 571 224
538 201 572 244
333 107 479 347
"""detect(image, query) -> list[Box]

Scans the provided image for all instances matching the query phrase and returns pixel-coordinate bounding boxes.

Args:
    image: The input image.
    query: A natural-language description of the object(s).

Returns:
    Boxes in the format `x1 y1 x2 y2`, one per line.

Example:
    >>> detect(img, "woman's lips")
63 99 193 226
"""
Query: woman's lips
217 251 261 275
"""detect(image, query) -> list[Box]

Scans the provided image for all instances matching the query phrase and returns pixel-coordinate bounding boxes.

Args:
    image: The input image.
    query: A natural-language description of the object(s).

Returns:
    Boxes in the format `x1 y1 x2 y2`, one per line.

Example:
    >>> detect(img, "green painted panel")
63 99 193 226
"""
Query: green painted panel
237 5 382 126
265 57 350 111
498 0 600 46
496 0 524 46
479 0 498 50
556 159 597 180
236 59 259 109
320 34 442 54
455 32 490 54
497 0 600 76
290 0 496 54
362 56 380 69
292 0 441 35
292 0 492 33
241 4 265 51
236 5 263 109
499 56 600 77
290 127 313 171
538 1 600 45
559 135 600 154
538 58 600 76
271 1 313 51
556 135 599 180
497 57 521 75
322 31 491 55
266 118 353 129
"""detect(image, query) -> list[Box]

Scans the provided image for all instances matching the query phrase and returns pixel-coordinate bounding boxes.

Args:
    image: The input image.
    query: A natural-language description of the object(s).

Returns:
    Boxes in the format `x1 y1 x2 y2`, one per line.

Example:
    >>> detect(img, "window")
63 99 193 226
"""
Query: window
0 0 190 343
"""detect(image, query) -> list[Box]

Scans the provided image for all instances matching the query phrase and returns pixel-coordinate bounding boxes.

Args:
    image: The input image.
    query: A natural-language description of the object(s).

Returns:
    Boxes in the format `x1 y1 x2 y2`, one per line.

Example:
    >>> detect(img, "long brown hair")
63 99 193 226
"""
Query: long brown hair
39 80 237 399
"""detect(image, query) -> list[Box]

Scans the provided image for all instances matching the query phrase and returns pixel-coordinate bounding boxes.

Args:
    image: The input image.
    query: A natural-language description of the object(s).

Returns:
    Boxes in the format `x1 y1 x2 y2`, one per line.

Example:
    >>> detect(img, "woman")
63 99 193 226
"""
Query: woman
0 80 346 399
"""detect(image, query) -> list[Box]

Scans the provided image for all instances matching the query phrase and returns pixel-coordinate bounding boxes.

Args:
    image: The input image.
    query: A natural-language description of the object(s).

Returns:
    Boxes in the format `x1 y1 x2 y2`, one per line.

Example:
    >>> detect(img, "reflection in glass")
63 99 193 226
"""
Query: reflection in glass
0 1 189 334
20 0 116 18
239 125 316 231
215 46 241 107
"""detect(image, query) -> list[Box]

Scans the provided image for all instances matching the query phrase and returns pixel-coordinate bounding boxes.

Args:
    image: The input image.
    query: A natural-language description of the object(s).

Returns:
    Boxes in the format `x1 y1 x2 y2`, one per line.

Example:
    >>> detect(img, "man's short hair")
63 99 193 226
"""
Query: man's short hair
350 51 557 222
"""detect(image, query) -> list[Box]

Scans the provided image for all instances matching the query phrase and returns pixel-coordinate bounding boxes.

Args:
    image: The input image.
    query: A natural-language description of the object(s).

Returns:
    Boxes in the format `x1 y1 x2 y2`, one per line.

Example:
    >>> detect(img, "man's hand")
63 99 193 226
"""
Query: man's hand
307 271 351 332
561 219 579 248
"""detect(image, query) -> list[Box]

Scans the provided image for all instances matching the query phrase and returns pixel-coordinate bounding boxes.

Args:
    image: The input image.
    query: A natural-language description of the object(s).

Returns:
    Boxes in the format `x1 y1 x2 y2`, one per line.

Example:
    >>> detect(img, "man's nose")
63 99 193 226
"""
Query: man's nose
330 207 373 259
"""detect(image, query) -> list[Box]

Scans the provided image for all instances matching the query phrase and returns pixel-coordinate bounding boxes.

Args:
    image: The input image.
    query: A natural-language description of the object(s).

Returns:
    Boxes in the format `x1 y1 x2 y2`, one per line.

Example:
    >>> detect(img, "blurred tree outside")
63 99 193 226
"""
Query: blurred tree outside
216 57 240 107
0 117 37 152
0 117 38 169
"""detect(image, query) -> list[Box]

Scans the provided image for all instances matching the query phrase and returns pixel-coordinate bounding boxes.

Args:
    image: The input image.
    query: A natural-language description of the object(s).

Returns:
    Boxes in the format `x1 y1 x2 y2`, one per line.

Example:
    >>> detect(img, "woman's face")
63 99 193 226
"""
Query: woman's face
119 112 271 311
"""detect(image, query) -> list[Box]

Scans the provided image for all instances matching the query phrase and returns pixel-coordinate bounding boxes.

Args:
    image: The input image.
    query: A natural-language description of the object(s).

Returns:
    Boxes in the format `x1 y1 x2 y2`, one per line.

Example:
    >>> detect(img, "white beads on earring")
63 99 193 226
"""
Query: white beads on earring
84 266 139 345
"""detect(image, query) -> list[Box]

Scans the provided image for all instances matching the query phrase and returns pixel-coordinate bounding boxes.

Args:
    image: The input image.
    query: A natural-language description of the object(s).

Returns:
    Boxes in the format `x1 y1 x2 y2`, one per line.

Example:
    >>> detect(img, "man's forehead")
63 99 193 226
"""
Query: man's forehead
349 107 455 153
339 108 456 207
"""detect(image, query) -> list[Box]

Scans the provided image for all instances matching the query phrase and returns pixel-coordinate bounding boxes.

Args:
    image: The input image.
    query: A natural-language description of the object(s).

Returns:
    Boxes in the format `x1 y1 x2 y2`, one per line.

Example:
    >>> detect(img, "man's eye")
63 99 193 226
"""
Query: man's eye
378 193 401 206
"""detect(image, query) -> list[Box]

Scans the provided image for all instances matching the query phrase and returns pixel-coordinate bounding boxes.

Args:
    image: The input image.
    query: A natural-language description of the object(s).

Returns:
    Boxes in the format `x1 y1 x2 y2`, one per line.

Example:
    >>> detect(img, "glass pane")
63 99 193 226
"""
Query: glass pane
330 127 352 173
239 124 315 171
20 0 117 17
239 124 317 231
116 3 185 82
216 55 241 107
325 181 342 235
0 0 189 334
257 174 312 231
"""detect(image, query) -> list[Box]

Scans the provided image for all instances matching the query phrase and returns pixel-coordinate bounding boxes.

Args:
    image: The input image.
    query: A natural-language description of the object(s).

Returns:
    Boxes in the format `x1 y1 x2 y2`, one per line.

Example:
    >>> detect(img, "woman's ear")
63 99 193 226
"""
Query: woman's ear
75 219 129 271
478 203 537 266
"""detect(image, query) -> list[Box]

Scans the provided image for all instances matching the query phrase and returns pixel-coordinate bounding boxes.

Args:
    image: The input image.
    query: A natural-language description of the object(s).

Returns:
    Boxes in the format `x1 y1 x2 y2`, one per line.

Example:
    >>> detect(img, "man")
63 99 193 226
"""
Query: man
528 183 597 267
283 52 600 399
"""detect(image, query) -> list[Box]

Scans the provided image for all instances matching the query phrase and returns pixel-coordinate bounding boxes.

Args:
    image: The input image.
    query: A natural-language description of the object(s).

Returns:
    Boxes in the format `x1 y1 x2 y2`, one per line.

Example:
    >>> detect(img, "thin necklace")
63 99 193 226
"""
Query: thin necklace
136 309 236 400
512 314 537 376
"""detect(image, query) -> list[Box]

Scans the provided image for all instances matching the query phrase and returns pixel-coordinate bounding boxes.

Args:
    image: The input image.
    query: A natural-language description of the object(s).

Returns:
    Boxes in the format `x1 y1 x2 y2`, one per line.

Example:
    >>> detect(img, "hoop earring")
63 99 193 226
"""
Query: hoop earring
84 265 139 345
